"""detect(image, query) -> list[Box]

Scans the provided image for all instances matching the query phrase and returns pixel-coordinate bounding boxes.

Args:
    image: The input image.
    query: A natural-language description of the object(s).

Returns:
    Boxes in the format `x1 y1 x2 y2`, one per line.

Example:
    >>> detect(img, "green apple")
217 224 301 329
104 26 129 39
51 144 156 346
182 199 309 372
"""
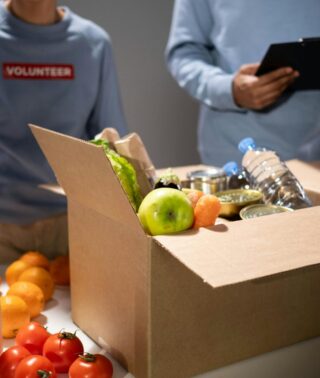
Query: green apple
138 187 194 235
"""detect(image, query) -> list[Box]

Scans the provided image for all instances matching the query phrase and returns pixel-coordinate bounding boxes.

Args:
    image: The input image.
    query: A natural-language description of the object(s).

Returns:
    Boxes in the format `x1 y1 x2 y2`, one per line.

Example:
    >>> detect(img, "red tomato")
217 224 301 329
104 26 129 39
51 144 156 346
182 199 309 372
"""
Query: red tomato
42 331 84 373
15 321 51 355
0 345 31 378
69 353 113 378
14 355 56 378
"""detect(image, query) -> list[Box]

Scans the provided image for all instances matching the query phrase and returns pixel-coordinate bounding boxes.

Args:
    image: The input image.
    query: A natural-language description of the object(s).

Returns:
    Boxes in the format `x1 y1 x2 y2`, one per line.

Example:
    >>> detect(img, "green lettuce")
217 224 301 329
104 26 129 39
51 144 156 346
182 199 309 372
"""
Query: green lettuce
91 139 142 212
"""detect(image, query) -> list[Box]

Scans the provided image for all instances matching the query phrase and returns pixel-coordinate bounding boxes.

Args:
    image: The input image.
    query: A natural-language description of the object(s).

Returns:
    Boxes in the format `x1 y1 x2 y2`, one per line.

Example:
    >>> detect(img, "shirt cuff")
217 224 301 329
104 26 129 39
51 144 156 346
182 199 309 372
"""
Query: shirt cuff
206 73 247 113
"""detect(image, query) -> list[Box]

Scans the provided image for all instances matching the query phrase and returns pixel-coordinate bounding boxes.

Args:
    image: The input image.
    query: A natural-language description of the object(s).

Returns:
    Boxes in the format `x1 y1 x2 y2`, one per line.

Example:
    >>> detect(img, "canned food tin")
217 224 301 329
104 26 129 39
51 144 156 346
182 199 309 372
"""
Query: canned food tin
215 189 263 218
239 204 294 220
182 168 227 194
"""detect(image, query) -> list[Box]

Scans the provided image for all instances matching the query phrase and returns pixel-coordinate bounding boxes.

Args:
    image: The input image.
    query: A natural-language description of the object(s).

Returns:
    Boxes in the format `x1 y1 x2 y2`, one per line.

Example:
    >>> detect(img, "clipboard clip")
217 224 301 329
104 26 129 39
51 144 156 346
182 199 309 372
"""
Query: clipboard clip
298 37 320 45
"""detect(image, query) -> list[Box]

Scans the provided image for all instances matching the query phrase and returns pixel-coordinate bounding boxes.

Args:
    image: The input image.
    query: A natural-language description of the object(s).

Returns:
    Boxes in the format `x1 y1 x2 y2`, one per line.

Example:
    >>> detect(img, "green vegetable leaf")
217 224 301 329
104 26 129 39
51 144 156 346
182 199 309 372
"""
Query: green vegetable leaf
91 139 142 212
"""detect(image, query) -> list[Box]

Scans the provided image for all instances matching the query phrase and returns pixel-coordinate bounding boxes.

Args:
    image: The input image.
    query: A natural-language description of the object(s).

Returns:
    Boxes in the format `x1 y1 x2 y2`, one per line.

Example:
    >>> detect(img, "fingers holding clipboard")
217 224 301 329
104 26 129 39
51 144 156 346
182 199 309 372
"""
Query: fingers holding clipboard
256 37 320 90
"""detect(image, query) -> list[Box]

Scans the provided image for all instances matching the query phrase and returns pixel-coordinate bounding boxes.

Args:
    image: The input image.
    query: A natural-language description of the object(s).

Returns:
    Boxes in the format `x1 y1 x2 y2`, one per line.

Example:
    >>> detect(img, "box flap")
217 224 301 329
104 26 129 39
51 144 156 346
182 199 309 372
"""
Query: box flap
154 206 320 288
287 159 320 191
68 201 150 377
150 233 320 377
30 124 144 234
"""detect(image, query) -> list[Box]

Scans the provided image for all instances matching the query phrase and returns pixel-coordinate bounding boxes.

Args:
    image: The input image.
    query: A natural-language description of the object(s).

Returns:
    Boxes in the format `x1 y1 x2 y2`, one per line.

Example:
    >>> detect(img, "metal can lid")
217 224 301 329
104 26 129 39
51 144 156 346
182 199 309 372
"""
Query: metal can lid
240 204 294 219
187 168 226 181
215 189 263 205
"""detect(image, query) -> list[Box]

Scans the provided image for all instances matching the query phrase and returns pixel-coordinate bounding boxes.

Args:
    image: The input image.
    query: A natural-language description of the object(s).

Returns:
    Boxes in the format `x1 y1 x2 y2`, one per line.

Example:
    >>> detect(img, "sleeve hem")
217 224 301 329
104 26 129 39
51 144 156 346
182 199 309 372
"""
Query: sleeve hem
207 74 247 113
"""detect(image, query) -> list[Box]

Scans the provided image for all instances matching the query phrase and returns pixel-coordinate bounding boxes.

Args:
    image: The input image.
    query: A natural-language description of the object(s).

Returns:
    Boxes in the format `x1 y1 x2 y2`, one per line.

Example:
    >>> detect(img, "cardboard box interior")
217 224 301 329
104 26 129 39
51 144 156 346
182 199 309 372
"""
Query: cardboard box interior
30 125 320 378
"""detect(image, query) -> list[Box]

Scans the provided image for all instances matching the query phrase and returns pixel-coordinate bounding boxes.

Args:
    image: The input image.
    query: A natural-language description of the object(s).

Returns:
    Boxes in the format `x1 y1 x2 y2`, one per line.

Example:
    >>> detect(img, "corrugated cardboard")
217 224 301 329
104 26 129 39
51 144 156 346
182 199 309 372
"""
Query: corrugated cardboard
30 125 320 378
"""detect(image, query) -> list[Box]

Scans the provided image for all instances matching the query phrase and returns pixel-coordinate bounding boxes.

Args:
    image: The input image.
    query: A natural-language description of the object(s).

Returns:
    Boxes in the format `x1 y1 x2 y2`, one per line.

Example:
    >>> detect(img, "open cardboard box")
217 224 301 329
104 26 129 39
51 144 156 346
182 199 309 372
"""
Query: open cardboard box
31 125 320 378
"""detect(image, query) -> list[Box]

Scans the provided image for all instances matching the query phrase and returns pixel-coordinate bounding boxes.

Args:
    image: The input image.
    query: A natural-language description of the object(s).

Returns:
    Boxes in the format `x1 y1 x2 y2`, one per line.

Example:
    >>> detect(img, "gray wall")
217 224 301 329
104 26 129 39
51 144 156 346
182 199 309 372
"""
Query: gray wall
59 0 200 168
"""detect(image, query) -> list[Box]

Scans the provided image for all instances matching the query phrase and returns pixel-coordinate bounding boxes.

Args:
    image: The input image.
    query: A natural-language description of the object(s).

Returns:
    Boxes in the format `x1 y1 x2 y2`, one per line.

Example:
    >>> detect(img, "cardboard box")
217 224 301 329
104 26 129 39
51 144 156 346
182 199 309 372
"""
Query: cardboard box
31 125 320 378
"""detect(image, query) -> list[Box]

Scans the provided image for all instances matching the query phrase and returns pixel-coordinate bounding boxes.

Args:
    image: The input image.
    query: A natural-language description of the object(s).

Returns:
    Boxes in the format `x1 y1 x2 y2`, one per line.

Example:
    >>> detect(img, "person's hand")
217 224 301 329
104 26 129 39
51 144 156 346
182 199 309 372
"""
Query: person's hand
232 63 299 110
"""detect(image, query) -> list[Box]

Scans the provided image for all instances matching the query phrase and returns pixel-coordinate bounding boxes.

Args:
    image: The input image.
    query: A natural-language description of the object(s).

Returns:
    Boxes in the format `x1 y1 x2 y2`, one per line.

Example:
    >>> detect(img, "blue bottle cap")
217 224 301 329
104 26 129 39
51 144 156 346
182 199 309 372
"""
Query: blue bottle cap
238 137 256 153
223 161 239 176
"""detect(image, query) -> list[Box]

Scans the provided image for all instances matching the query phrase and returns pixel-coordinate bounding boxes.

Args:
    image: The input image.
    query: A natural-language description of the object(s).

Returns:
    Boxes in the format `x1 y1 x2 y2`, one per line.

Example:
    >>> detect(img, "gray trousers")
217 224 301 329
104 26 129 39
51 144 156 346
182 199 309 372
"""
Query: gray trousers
0 213 68 264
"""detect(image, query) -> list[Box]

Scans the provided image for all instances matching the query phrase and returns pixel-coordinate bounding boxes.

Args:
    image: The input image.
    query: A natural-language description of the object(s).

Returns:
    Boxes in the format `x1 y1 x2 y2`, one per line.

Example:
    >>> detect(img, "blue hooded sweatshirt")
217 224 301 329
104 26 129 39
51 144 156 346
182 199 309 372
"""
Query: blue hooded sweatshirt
0 3 127 224
166 0 320 166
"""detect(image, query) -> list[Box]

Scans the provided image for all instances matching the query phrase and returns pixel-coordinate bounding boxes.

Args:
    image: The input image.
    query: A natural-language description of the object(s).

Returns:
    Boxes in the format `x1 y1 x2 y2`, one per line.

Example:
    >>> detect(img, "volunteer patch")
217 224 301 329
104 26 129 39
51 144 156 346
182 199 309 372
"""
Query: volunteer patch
3 63 74 80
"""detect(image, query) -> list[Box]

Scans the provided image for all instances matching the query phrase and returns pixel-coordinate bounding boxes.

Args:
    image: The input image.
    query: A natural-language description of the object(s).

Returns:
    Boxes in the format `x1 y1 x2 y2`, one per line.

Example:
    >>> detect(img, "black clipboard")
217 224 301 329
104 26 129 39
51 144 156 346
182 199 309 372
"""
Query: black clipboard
256 37 320 90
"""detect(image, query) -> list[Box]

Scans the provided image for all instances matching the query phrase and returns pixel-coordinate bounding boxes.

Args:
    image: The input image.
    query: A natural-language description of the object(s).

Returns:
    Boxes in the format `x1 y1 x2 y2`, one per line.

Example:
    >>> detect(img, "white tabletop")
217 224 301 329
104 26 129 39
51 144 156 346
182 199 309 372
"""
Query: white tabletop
1 264 320 378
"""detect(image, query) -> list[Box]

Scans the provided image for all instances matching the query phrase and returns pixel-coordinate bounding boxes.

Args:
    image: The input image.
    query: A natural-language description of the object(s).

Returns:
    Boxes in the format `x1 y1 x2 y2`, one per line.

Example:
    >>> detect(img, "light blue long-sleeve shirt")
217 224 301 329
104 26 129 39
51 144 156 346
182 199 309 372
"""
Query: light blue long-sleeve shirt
166 0 320 166
0 4 127 224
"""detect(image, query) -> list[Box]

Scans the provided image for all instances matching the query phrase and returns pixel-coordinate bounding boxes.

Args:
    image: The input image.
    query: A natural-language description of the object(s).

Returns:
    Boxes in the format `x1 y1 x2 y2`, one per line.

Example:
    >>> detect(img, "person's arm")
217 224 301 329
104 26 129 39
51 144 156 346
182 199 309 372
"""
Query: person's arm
166 0 298 112
86 36 128 139
233 63 299 110
165 0 242 112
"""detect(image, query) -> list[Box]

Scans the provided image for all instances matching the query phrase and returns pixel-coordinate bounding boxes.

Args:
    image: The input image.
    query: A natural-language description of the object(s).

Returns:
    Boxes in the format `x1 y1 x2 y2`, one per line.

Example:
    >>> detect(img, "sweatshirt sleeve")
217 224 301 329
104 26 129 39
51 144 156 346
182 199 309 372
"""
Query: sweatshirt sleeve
86 36 128 139
165 0 244 112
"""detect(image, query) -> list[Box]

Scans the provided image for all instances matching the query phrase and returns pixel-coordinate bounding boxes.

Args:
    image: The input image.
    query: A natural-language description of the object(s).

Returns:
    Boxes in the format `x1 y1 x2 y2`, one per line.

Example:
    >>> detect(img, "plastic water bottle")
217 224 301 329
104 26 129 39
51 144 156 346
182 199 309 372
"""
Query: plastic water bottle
222 161 250 190
238 137 312 209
